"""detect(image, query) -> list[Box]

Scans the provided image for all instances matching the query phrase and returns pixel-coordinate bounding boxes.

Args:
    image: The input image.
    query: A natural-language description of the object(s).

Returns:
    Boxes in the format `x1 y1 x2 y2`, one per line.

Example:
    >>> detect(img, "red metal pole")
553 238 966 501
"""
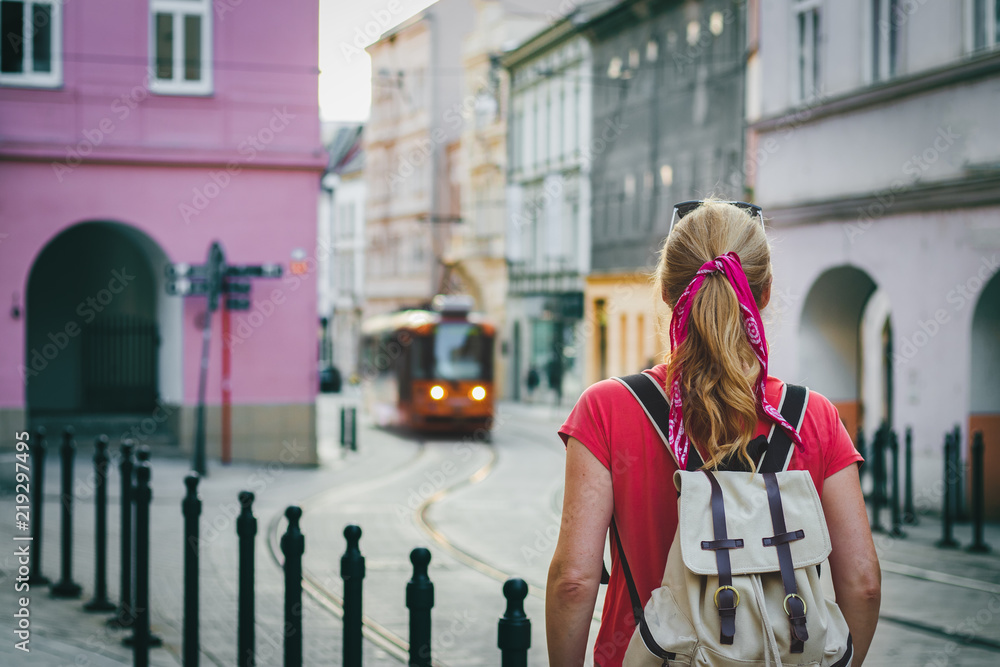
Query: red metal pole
222 302 232 465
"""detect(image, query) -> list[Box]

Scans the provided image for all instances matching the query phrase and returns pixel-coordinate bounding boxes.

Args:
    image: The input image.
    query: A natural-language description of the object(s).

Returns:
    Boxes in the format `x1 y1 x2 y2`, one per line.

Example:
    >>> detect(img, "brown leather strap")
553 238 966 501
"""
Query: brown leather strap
763 472 808 653
762 530 804 547
610 520 676 662
701 538 744 550
703 470 739 645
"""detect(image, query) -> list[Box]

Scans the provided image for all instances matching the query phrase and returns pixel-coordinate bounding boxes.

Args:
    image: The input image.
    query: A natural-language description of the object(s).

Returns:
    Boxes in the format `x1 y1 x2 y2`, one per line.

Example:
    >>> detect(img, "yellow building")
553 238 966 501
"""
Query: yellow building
583 272 665 387
446 0 566 398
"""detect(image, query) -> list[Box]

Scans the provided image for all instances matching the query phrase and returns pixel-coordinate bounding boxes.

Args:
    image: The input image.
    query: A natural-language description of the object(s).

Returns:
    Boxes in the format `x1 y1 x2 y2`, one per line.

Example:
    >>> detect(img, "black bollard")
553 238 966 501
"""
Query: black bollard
29 426 50 585
350 407 357 452
108 439 136 627
84 436 116 611
407 548 434 667
237 491 257 667
124 448 161 647
51 426 83 598
498 578 531 667
903 427 916 524
133 449 163 642
870 425 886 532
340 407 346 449
967 432 991 554
953 425 966 520
126 453 153 665
936 433 959 548
341 525 365 667
281 507 305 667
182 473 202 667
889 430 905 538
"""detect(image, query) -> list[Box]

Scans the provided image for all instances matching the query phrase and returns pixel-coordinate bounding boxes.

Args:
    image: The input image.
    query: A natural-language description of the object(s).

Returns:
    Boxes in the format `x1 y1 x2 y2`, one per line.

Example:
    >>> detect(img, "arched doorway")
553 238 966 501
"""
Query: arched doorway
798 266 890 441
970 269 1000 518
25 222 181 432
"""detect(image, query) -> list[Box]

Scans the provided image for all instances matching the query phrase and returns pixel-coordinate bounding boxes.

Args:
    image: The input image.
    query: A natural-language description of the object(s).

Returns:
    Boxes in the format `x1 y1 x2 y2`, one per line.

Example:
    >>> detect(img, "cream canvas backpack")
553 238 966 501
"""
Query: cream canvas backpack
612 373 854 667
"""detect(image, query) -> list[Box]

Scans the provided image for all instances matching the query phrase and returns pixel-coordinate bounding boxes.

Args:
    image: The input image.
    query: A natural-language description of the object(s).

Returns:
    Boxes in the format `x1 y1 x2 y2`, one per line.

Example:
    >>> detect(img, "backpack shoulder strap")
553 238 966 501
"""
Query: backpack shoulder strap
610 519 675 662
613 372 703 471
758 383 810 474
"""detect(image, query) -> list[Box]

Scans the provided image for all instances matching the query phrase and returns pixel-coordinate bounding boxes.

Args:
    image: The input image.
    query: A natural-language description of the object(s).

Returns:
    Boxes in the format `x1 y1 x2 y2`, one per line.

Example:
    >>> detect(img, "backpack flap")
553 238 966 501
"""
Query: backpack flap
674 469 831 576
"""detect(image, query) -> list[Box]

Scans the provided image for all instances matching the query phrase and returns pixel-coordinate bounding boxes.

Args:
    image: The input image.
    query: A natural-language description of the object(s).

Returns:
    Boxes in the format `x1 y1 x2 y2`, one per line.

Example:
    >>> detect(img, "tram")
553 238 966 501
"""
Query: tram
360 295 495 434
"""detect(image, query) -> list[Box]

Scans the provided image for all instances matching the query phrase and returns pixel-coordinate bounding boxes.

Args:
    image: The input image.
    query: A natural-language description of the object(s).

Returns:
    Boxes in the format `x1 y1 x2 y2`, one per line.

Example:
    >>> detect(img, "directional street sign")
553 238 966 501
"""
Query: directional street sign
225 298 251 311
226 264 282 278
163 241 286 476
165 278 209 296
222 280 251 294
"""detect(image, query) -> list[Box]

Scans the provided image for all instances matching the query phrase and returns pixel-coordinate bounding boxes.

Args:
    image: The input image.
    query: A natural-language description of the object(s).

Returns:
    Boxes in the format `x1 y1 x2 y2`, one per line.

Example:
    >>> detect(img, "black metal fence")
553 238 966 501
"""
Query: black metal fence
858 422 991 554
30 426 535 666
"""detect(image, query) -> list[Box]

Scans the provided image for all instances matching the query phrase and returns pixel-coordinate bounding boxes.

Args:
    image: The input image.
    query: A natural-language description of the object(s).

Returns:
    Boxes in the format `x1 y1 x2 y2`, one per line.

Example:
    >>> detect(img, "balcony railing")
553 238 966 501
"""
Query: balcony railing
507 257 582 296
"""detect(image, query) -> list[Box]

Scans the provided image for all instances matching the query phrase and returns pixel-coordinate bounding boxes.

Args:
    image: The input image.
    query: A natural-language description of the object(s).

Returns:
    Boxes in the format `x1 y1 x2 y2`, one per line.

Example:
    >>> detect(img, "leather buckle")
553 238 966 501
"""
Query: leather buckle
714 585 740 609
783 593 807 616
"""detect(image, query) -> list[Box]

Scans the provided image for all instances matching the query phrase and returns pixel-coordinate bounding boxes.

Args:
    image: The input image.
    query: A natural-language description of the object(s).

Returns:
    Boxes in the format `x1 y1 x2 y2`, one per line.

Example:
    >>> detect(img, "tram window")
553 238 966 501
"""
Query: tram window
434 323 488 380
412 335 433 379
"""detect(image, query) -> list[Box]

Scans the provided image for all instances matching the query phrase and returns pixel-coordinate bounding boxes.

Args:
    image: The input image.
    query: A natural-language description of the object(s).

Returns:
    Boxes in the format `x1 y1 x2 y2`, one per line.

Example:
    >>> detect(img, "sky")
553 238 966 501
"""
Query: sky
319 0 439 122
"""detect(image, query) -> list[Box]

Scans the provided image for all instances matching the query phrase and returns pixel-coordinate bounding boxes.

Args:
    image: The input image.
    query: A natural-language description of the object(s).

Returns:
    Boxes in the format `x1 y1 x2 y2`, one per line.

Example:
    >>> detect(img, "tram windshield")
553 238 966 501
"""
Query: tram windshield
416 323 490 381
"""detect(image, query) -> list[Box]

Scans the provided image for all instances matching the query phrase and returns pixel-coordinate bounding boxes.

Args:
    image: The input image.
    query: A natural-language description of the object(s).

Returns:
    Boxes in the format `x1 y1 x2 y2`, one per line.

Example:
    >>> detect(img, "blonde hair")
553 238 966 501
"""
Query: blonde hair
654 199 773 470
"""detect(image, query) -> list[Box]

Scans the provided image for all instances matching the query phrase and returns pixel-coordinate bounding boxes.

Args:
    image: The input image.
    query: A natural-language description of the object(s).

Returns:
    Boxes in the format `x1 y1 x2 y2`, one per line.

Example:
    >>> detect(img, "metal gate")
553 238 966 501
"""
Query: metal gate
82 314 159 412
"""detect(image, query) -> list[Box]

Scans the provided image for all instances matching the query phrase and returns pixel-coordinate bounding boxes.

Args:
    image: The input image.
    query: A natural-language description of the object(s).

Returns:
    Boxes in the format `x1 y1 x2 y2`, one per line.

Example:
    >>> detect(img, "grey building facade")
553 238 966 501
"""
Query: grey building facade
582 0 748 385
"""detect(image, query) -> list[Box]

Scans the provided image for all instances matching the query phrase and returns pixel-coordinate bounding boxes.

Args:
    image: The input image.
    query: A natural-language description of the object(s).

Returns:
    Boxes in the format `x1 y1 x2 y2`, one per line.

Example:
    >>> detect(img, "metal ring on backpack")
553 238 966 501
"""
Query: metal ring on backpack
714 585 740 609
783 593 807 616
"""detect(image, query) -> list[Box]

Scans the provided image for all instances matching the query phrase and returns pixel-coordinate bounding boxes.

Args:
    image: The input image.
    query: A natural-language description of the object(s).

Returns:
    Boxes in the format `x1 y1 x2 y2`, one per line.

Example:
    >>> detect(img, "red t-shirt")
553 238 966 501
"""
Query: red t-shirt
558 365 863 667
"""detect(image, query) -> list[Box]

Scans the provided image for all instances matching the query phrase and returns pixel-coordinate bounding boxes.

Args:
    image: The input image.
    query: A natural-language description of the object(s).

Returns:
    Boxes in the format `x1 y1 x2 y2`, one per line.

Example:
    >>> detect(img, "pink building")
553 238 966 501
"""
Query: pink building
0 0 325 463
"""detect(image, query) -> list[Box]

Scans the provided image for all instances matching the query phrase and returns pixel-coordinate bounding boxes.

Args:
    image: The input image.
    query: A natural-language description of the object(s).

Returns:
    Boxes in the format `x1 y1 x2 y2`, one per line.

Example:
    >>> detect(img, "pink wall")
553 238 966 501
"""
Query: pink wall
1 0 322 162
0 0 325 409
0 162 321 407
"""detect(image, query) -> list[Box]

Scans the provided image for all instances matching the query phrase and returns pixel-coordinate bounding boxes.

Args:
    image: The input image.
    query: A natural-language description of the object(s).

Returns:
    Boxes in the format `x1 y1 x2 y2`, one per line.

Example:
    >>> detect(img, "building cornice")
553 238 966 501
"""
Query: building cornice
751 49 1000 132
0 143 326 172
499 0 619 70
500 19 581 70
766 170 1000 227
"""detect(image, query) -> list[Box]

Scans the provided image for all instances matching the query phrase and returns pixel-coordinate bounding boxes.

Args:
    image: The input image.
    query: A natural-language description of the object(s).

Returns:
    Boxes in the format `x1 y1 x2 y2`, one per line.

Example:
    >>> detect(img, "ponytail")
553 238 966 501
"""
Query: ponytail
654 199 781 470
666 272 761 470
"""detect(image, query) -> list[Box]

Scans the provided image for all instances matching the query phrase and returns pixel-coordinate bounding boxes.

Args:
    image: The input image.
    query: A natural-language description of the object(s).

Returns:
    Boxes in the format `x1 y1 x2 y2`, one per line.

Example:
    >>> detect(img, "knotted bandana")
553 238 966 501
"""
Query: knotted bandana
666 251 803 469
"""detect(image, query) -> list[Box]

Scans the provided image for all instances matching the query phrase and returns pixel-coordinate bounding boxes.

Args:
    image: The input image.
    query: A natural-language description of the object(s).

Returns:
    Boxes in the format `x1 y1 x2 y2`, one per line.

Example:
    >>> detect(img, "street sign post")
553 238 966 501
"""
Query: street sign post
165 242 283 475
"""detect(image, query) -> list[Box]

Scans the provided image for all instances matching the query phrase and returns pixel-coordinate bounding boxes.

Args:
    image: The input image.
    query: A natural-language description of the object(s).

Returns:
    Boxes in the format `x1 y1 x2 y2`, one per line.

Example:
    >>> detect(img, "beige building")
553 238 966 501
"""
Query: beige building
445 0 566 398
364 0 476 316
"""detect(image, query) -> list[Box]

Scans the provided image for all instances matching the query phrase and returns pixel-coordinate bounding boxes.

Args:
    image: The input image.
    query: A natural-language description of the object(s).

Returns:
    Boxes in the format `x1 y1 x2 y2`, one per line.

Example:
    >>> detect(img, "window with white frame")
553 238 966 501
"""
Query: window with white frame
793 0 822 102
970 0 1000 51
150 0 212 95
870 0 900 81
0 0 61 87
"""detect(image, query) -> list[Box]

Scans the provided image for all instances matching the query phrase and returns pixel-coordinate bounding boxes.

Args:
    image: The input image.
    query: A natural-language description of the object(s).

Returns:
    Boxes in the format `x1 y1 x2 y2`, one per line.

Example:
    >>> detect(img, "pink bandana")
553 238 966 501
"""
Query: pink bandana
667 251 803 469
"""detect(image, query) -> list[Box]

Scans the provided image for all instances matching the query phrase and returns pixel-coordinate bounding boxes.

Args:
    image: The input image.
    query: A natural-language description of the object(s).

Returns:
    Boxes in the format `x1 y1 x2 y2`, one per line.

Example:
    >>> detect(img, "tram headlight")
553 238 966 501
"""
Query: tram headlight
471 386 487 401
429 385 445 400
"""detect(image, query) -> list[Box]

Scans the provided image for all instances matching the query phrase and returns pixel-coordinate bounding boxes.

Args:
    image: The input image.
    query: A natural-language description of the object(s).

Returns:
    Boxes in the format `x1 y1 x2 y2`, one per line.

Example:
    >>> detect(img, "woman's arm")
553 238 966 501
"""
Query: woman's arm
822 463 881 664
547 437 615 667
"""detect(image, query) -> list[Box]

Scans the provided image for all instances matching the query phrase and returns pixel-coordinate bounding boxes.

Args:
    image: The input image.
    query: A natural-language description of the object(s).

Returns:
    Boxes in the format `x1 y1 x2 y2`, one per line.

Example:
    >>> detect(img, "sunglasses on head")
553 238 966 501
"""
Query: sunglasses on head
668 200 765 236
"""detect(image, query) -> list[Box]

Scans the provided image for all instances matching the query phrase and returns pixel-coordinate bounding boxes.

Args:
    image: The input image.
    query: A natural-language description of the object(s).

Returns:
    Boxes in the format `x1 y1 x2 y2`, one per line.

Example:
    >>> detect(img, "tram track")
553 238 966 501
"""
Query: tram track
265 439 437 666
262 419 590 667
